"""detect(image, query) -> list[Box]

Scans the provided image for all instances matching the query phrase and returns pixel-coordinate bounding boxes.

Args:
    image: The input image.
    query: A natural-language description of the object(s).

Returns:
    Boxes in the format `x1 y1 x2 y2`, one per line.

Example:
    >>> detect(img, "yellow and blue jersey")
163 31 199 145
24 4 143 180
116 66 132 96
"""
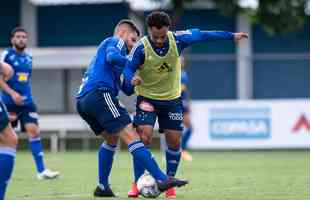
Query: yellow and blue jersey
0 48 33 106
76 37 128 98
123 28 234 99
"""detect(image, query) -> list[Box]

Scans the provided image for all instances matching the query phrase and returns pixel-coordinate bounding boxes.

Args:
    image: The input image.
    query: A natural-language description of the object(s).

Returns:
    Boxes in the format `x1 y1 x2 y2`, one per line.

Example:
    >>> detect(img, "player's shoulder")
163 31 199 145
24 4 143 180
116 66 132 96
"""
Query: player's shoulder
24 50 33 59
106 36 125 50
127 40 144 61
1 48 14 62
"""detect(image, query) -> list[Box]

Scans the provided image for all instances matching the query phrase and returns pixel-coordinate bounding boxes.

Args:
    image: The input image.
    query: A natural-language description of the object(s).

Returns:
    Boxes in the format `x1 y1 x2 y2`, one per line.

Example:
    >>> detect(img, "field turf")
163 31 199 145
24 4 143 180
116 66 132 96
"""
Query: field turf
7 150 310 200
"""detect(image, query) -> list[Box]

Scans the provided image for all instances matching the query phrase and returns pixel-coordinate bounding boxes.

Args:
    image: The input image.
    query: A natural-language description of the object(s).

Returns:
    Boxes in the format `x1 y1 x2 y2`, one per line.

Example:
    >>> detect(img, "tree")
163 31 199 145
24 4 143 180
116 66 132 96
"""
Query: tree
168 0 308 35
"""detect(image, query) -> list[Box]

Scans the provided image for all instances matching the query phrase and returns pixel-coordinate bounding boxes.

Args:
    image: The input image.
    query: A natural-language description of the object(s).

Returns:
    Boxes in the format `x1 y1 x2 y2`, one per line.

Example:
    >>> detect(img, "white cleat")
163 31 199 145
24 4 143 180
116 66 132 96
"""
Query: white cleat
37 169 59 180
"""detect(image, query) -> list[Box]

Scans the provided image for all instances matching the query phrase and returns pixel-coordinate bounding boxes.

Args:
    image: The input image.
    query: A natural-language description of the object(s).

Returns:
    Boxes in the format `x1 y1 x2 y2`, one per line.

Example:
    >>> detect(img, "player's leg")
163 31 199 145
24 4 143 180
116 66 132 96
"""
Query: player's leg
158 99 184 198
76 90 118 197
181 111 193 161
119 123 188 192
21 104 58 179
0 103 18 200
128 98 157 197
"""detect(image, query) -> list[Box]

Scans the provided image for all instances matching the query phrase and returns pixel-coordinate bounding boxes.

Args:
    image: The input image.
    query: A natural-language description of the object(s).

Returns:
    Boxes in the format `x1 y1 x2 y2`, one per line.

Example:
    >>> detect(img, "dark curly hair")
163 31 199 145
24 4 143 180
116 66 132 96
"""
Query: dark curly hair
146 11 171 29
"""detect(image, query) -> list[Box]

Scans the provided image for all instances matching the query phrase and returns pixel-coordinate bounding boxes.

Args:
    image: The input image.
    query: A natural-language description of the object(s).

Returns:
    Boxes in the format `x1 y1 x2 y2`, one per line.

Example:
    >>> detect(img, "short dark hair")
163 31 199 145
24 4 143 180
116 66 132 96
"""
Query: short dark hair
11 27 27 38
116 19 140 36
146 11 171 29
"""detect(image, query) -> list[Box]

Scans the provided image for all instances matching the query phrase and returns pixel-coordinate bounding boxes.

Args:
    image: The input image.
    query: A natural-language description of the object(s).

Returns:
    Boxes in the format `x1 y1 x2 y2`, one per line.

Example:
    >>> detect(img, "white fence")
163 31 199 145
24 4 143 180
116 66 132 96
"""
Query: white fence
189 99 310 149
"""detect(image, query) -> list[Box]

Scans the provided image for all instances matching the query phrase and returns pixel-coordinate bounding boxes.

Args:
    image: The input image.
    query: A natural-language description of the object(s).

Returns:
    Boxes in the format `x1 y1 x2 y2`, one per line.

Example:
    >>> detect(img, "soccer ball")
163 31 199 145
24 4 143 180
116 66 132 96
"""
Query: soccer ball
137 172 161 198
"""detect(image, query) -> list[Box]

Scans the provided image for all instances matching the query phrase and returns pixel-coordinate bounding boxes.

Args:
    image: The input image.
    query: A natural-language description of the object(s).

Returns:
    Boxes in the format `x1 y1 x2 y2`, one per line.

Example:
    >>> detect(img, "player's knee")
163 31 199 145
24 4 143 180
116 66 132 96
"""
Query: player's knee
9 132 18 148
2 129 18 149
26 124 40 139
140 134 152 147
167 141 180 150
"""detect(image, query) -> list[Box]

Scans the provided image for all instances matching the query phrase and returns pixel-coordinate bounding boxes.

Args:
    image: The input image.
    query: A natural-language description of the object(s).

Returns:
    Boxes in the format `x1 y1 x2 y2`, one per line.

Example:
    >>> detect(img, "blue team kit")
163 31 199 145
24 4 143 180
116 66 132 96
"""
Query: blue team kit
0 48 38 131
76 37 132 135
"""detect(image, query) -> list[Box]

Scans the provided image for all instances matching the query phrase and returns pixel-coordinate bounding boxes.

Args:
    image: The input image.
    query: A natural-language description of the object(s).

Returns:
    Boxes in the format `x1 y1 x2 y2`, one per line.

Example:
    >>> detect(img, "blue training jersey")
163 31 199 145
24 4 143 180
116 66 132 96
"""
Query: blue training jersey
76 37 128 98
181 70 189 100
123 28 234 92
0 48 34 106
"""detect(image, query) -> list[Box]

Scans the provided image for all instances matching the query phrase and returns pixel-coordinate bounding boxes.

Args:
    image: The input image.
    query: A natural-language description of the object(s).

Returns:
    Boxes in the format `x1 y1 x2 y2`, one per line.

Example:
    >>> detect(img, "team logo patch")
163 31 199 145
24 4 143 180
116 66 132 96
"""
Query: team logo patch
139 101 154 112
17 72 29 82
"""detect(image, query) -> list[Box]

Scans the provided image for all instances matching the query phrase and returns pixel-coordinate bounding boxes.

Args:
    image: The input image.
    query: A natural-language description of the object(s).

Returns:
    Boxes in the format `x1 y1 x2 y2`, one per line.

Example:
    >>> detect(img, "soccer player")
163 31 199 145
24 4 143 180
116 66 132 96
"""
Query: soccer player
0 61 18 200
124 11 248 198
75 19 188 197
0 27 59 180
179 57 193 162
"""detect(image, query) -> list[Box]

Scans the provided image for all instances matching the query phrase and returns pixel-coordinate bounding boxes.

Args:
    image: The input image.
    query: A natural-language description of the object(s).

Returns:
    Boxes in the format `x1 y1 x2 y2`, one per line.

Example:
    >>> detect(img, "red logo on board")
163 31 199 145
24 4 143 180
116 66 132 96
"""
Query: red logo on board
292 114 310 133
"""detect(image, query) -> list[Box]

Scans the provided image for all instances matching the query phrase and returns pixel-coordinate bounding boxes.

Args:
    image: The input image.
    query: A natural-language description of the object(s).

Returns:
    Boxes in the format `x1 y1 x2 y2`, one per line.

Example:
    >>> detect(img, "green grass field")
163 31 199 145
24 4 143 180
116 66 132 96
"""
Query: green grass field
6 150 310 200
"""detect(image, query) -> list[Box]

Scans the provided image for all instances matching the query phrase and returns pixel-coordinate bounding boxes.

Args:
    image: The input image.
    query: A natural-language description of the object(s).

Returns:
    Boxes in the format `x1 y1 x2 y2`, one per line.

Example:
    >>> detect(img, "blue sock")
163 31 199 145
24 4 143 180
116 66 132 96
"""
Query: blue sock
0 147 16 200
133 148 151 183
98 143 116 190
128 140 167 181
29 137 45 173
166 146 181 177
181 126 192 150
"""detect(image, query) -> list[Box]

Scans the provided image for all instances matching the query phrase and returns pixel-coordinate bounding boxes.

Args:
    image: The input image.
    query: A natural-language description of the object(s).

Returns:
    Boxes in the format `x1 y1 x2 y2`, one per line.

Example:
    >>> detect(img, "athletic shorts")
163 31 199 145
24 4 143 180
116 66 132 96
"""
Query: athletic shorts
6 102 38 132
134 96 183 133
76 88 131 135
0 101 9 132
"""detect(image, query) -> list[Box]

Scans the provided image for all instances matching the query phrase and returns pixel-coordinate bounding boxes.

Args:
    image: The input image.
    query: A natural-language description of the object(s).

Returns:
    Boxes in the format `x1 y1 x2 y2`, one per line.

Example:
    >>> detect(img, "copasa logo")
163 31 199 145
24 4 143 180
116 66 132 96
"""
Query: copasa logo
292 114 310 133
209 108 271 139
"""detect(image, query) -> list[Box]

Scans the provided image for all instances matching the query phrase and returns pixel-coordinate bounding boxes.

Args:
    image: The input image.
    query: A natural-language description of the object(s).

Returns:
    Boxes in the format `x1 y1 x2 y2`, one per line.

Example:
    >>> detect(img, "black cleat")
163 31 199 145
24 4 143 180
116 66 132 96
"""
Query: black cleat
94 185 116 197
157 177 188 192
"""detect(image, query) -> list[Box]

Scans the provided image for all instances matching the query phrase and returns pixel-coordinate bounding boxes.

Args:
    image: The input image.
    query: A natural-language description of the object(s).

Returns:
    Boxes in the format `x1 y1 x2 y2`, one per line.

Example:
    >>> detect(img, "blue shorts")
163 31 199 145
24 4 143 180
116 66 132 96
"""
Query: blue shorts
134 96 183 133
6 103 38 132
76 88 131 135
0 101 9 132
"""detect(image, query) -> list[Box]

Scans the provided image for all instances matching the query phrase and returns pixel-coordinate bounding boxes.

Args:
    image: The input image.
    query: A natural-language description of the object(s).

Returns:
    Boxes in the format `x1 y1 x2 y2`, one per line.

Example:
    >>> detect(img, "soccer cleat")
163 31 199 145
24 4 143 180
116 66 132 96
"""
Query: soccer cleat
165 187 176 198
181 150 193 162
157 177 188 192
37 169 59 180
128 182 139 198
94 185 116 197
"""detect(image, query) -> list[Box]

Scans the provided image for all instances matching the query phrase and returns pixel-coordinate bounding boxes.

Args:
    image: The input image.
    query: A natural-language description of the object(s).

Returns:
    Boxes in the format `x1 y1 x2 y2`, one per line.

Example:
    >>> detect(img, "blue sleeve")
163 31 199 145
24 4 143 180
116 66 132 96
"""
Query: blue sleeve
106 38 127 67
122 42 145 92
181 71 188 85
175 28 234 53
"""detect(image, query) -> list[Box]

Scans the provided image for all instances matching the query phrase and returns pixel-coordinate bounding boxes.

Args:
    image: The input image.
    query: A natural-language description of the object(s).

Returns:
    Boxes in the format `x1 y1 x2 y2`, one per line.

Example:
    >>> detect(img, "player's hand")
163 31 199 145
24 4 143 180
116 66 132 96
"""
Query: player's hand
234 32 248 43
8 112 17 122
131 75 143 86
11 91 24 106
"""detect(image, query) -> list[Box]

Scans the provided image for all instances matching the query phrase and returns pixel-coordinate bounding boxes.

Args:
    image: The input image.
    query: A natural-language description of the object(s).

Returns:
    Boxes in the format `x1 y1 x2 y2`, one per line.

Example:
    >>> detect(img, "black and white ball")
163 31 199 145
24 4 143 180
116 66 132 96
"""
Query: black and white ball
137 173 160 198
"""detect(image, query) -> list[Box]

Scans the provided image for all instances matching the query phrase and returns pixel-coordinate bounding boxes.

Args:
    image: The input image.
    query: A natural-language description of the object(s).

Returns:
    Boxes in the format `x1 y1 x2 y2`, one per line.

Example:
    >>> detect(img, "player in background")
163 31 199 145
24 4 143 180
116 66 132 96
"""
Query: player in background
124 11 248 198
0 27 59 180
180 56 193 162
0 61 18 200
75 19 188 197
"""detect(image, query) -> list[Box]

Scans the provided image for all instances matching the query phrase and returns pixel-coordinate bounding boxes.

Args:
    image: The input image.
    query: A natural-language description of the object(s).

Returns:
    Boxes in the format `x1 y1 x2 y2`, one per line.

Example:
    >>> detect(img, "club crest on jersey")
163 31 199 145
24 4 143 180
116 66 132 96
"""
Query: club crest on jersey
157 62 172 73
139 101 154 112
17 72 29 82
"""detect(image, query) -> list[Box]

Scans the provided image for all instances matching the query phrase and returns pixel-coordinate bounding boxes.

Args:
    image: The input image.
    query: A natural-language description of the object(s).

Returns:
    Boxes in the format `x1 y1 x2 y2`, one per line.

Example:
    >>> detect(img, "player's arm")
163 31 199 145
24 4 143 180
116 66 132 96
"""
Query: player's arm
175 29 248 51
0 69 24 105
106 39 128 67
121 42 145 96
0 61 14 81
0 58 24 105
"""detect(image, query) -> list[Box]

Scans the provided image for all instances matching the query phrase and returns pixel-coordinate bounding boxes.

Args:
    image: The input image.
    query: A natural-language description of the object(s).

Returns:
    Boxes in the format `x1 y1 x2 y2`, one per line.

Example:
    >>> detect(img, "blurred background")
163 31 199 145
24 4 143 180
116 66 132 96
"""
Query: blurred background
1 0 310 151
